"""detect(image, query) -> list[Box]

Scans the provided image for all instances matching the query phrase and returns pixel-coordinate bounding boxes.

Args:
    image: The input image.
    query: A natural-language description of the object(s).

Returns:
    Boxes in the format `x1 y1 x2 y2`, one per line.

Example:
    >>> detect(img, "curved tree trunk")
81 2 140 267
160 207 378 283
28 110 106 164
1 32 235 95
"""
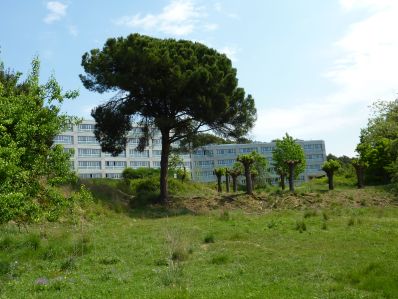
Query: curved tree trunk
160 129 171 204
225 172 230 192
216 175 222 192
288 163 295 192
231 175 238 192
244 164 253 195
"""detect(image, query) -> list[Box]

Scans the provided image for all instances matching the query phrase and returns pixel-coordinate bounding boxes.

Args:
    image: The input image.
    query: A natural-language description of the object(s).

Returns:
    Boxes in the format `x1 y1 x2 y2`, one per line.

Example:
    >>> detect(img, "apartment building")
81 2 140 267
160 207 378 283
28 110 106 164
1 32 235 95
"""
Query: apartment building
54 120 191 179
54 120 326 183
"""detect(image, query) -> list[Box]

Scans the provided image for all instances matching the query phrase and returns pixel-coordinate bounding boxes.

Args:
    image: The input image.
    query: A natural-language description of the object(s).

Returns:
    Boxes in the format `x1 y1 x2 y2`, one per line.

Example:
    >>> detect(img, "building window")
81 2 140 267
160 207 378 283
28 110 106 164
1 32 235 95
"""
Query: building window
129 149 149 157
105 161 127 169
54 135 73 144
128 138 140 144
216 148 236 155
130 127 143 134
198 170 214 177
79 173 102 179
217 159 235 165
106 173 123 179
194 160 214 167
152 161 161 168
78 124 95 131
260 146 274 153
193 149 213 156
239 147 257 154
78 161 101 169
104 151 126 157
306 154 323 161
78 136 98 144
152 139 161 145
130 161 150 168
78 148 101 157
152 150 162 156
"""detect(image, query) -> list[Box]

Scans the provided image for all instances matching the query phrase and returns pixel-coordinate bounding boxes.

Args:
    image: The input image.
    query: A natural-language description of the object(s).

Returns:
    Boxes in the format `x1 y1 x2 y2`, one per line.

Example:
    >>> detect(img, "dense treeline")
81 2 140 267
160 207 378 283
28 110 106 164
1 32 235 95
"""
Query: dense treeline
356 100 398 185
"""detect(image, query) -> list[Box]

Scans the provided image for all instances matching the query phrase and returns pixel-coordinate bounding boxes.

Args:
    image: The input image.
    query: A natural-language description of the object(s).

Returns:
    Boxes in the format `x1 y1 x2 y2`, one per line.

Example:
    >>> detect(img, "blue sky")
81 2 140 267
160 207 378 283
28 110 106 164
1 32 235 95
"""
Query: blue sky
1 0 398 156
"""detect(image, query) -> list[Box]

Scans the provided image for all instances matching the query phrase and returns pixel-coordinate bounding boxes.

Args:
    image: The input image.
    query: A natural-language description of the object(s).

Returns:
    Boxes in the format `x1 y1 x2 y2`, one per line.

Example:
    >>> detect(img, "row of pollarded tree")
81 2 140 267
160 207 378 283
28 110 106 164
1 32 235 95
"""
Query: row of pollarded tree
321 158 366 190
213 151 266 195
213 133 309 195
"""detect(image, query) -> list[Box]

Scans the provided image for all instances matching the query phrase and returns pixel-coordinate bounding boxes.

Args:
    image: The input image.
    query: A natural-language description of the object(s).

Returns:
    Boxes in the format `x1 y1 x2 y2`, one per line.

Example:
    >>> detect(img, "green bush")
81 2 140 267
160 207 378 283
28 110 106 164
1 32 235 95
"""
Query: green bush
122 167 160 180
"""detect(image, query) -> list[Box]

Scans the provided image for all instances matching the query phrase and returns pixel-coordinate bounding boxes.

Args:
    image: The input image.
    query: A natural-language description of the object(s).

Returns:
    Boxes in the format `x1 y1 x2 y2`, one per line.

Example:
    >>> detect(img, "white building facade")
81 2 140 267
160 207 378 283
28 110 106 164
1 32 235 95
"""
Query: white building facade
54 120 326 183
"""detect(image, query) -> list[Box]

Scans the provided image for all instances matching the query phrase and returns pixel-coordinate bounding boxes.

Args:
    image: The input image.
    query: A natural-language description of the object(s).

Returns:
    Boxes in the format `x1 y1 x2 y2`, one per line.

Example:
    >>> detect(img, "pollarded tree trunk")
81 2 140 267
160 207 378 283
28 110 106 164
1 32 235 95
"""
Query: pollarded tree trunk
243 164 253 195
160 129 171 204
231 175 238 192
354 165 365 189
287 163 295 192
225 171 230 192
216 174 222 192
326 171 334 190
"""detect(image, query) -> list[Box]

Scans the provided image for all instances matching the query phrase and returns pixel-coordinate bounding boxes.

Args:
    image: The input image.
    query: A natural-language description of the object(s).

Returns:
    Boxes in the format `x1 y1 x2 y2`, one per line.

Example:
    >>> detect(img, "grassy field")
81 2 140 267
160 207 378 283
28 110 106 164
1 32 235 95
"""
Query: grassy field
1 182 398 298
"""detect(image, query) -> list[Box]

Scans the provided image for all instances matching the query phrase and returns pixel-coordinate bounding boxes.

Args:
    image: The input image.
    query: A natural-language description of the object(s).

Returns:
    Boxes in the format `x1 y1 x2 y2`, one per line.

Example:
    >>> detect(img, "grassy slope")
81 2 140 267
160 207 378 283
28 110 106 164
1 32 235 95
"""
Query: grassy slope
1 183 398 299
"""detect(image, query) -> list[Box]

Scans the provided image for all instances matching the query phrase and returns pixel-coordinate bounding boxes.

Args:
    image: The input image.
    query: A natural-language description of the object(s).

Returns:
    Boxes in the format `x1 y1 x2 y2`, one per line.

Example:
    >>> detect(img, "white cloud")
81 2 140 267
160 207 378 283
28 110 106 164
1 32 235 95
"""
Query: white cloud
115 0 208 36
253 0 398 156
204 23 218 31
68 25 78 37
43 1 67 24
214 2 222 12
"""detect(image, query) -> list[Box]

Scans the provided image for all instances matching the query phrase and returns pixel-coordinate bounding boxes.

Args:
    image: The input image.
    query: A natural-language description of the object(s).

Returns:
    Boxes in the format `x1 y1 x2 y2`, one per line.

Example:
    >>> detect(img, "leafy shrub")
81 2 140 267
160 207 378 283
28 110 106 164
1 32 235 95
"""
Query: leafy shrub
60 257 76 271
0 259 11 276
171 248 188 262
211 254 229 265
122 167 160 180
204 233 215 244
0 235 14 251
267 220 277 229
295 220 307 233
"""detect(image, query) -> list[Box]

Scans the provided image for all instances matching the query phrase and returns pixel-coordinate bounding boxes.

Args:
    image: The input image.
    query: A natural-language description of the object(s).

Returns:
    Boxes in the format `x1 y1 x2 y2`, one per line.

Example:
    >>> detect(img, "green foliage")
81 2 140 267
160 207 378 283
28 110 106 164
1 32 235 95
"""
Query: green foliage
0 58 80 224
272 133 306 178
213 168 225 177
273 134 306 191
122 167 160 180
80 33 257 202
322 160 341 190
204 233 215 244
176 167 190 182
356 99 398 184
250 151 268 188
322 160 340 172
